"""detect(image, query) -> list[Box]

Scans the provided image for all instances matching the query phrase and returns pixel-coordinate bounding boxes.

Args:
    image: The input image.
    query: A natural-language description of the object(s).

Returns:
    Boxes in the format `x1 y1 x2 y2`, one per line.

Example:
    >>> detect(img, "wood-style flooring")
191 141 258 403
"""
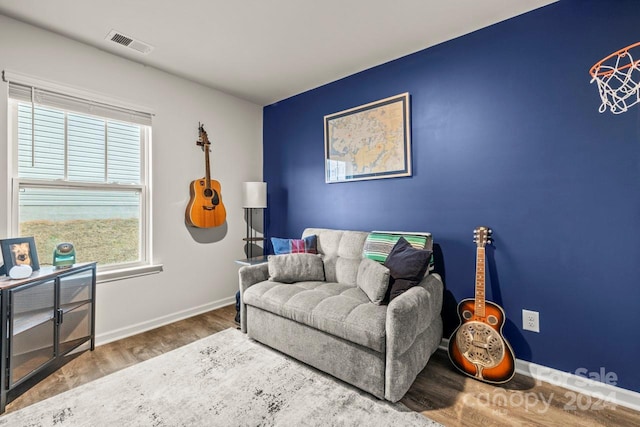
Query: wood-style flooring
6 304 639 426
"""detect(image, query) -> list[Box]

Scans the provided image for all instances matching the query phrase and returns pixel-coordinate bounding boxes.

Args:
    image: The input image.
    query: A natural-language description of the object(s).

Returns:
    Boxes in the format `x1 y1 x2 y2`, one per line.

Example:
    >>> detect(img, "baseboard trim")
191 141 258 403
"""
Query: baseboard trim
95 296 235 346
439 338 640 412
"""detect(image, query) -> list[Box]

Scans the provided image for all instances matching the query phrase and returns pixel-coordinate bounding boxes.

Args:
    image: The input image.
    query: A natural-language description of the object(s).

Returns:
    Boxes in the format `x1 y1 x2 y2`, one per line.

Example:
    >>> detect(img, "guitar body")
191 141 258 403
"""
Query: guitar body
447 226 515 384
185 124 226 228
185 178 226 228
448 298 515 384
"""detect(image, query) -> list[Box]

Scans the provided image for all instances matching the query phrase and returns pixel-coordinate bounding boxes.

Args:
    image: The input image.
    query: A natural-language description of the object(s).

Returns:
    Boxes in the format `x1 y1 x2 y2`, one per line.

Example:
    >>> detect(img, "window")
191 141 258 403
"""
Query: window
7 80 153 275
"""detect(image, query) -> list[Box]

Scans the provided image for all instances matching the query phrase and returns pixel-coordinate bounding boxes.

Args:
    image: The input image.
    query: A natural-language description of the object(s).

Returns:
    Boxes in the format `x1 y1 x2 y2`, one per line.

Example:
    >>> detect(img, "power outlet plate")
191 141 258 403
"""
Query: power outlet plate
522 309 540 333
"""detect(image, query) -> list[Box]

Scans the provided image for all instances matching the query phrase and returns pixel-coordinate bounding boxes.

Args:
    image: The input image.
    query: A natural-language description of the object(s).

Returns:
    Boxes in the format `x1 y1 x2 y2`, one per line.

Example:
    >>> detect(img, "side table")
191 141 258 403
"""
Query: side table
235 255 269 266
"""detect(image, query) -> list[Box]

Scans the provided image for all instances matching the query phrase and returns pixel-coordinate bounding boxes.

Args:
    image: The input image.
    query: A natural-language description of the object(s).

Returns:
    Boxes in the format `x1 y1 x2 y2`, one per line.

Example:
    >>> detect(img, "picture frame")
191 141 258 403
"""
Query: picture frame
324 92 411 183
0 237 40 273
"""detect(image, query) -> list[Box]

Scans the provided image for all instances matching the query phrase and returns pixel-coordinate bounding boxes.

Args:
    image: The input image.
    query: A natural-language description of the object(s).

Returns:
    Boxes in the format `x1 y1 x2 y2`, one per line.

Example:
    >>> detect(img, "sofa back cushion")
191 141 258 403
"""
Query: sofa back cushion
302 228 369 286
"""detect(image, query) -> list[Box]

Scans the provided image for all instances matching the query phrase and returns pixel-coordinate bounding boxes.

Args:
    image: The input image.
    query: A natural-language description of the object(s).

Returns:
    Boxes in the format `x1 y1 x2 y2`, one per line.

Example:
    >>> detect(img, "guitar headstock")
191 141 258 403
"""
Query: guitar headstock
197 123 210 149
473 226 493 248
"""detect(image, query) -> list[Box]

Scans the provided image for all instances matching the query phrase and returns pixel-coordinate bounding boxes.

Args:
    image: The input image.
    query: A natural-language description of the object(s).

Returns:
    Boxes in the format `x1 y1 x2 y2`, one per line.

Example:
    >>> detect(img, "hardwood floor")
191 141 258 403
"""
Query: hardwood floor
6 304 639 426
403 350 640 426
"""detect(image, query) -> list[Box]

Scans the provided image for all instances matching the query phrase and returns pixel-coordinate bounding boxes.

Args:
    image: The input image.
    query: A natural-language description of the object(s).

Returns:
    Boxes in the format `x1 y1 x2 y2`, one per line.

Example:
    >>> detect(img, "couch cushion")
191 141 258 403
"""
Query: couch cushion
243 280 387 353
302 228 369 285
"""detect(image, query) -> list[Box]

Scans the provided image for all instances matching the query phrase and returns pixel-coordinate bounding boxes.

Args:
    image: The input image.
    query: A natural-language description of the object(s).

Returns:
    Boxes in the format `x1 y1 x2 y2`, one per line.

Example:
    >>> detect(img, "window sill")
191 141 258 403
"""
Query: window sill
97 264 163 284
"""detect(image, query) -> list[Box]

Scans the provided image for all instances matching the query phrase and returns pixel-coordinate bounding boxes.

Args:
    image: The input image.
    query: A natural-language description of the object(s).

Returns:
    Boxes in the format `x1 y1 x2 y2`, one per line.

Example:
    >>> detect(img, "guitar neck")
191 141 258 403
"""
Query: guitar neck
204 144 211 189
475 247 486 317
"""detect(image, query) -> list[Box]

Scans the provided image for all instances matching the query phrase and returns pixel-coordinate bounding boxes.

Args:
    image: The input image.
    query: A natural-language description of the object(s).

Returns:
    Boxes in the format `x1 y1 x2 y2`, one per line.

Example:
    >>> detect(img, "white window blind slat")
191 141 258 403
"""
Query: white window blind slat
8 82 152 126
8 82 32 102
15 101 143 185
18 105 65 180
107 121 140 183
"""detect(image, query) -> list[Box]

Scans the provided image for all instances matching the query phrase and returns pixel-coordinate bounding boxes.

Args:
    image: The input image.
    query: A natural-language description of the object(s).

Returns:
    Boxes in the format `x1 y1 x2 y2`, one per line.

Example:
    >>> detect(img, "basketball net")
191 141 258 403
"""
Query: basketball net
590 41 640 114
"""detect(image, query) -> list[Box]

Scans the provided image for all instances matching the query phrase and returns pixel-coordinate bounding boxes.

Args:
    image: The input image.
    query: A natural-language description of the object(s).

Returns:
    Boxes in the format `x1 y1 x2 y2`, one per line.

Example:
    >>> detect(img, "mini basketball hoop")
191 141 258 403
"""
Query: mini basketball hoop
590 41 640 114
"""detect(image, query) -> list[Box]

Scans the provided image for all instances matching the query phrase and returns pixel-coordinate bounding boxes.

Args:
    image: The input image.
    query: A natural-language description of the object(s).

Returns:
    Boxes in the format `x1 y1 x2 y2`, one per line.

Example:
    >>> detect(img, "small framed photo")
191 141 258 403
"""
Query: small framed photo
0 237 40 273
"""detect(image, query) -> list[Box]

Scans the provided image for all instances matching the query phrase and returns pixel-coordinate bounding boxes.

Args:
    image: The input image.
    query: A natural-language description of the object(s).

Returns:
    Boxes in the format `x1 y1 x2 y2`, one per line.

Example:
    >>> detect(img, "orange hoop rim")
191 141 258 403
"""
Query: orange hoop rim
590 41 640 78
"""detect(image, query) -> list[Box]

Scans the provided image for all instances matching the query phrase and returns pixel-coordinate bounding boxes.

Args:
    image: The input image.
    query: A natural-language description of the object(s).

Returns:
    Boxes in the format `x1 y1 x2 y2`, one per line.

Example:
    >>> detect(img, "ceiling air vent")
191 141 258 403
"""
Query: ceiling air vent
105 30 154 54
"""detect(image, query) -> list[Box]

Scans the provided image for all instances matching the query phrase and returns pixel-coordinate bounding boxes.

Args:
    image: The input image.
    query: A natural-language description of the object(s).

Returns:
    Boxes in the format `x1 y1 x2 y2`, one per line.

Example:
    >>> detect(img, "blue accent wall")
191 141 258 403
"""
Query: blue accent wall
263 0 640 393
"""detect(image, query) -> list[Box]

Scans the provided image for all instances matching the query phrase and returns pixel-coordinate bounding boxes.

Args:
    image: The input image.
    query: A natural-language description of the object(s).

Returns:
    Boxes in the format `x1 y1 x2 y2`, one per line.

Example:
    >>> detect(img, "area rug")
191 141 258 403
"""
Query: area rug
0 328 441 426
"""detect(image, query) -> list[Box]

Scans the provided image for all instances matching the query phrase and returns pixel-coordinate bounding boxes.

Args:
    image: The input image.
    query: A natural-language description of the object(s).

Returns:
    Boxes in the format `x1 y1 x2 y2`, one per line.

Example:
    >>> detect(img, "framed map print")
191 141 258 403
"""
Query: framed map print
324 93 411 183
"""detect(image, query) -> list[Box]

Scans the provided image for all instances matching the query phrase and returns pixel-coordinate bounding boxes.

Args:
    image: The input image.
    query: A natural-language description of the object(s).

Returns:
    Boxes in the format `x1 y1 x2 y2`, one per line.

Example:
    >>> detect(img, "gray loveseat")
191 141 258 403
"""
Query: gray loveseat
238 228 443 402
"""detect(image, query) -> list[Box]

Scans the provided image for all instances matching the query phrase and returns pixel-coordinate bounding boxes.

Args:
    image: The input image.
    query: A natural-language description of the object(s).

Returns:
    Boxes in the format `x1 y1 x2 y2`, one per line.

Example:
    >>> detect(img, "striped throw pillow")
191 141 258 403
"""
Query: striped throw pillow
363 231 434 271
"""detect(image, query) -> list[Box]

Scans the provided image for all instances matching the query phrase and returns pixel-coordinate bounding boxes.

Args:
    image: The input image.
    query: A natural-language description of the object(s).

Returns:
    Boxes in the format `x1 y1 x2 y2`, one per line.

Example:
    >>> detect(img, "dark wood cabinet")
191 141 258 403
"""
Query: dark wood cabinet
0 263 96 413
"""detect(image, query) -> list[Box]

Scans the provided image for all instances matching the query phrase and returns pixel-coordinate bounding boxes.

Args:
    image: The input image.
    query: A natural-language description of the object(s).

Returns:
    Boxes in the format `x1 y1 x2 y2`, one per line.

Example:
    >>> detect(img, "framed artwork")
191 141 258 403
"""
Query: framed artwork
324 92 411 183
0 237 40 272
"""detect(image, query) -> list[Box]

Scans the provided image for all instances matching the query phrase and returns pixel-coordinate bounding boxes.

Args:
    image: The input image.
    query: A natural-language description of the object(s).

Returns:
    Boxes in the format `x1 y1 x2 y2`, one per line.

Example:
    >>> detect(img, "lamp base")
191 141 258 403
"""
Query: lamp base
244 208 265 259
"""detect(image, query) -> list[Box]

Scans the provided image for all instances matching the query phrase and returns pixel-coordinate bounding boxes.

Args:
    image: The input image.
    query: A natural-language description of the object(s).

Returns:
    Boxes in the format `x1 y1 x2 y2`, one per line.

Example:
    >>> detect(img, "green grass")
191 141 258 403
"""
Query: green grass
20 218 139 266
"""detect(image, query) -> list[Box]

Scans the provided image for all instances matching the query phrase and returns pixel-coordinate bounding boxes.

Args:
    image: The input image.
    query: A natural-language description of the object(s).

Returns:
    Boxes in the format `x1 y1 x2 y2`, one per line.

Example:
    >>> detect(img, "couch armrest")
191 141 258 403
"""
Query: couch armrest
239 263 269 333
386 273 443 355
385 273 443 401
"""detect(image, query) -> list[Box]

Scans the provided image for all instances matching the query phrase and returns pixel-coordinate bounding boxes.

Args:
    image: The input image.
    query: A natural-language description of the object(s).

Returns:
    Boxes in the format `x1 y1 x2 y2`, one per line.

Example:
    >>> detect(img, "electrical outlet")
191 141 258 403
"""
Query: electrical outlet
522 309 540 333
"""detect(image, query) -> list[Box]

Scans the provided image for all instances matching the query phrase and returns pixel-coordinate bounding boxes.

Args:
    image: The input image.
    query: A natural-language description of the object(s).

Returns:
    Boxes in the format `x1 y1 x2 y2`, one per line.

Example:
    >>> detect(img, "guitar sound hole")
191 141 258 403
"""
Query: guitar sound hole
462 310 473 320
487 315 498 325
204 189 213 197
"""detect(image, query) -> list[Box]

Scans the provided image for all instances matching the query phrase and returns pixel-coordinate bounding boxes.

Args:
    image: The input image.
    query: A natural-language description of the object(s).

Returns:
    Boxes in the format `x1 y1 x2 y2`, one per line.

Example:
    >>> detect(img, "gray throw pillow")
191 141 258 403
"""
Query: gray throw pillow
356 258 391 305
268 253 325 283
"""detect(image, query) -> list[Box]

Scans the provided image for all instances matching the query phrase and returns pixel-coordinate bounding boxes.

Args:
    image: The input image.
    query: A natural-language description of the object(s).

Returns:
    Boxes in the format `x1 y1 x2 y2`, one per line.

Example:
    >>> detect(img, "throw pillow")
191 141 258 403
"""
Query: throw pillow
268 253 325 283
356 258 391 305
383 237 432 302
386 278 418 302
271 235 317 255
363 231 434 272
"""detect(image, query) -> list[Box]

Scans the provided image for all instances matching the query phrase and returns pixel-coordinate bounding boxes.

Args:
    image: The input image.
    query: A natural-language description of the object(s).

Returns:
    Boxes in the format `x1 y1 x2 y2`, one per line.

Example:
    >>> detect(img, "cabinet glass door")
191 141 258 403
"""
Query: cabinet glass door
58 302 92 355
9 279 56 387
58 268 93 355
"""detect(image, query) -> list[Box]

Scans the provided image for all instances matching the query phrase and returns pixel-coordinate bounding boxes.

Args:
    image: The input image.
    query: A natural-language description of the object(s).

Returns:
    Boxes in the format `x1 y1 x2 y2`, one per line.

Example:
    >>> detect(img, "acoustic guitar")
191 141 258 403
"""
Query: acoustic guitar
185 124 227 228
447 226 515 384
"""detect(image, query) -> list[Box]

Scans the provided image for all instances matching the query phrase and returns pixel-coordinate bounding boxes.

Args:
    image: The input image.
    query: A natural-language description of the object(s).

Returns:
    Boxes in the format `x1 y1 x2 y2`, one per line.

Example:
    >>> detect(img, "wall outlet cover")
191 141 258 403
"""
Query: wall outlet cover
522 309 540 333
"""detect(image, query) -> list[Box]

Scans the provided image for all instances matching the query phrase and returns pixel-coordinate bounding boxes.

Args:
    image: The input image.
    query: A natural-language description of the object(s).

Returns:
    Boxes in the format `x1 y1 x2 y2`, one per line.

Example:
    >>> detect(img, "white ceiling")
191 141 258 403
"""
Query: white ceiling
0 0 557 106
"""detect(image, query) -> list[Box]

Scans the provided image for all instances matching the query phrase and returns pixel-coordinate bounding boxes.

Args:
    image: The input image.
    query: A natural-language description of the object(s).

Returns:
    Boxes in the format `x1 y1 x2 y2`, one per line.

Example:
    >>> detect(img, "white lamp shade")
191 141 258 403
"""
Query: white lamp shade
242 182 267 208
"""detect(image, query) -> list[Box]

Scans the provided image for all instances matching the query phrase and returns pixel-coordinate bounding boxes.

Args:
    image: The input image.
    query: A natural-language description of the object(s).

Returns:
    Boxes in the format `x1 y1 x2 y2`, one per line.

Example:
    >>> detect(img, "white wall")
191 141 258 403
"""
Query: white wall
0 15 263 342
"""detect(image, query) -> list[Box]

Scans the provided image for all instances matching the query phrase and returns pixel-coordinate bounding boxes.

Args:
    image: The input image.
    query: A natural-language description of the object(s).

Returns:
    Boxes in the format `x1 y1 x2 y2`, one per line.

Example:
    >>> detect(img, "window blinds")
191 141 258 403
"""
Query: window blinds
8 82 152 126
